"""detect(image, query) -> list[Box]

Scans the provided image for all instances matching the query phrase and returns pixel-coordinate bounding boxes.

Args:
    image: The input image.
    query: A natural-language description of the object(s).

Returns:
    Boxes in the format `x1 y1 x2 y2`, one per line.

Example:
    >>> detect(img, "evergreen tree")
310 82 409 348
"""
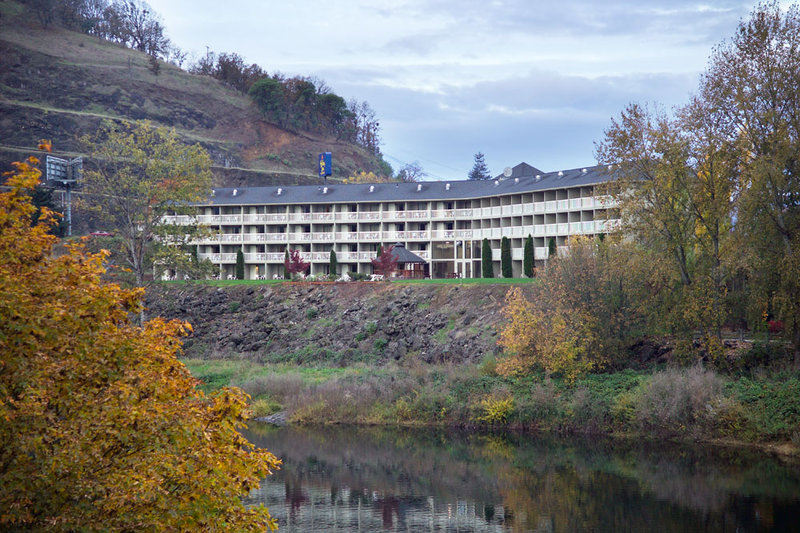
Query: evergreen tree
283 249 290 280
481 238 494 278
523 234 534 277
501 236 512 278
235 249 245 279
468 152 492 180
548 237 557 258
329 249 338 277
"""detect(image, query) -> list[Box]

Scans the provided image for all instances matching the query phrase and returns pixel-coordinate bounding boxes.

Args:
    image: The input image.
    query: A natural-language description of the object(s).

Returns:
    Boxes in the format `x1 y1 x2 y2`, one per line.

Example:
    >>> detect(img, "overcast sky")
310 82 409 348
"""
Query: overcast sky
148 1 762 180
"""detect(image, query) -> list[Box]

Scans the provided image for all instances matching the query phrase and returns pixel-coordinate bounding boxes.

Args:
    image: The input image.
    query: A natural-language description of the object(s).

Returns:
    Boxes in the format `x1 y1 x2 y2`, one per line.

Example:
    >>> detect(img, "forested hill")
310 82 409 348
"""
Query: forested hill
0 0 389 186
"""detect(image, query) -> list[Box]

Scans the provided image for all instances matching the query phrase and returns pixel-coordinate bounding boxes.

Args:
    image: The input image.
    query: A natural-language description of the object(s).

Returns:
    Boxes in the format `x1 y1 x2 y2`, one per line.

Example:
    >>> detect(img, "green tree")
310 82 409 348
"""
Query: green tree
548 237 556 258
82 121 212 289
248 77 286 123
283 249 290 279
329 248 338 277
523 234 534 277
595 100 737 350
468 152 492 180
501 236 512 278
482 238 493 278
235 249 245 280
0 155 280 531
701 2 800 367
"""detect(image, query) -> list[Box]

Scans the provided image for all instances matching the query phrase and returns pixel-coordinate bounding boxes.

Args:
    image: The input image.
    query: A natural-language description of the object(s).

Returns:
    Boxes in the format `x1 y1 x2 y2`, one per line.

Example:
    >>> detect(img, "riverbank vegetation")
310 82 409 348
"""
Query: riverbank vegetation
183 348 800 452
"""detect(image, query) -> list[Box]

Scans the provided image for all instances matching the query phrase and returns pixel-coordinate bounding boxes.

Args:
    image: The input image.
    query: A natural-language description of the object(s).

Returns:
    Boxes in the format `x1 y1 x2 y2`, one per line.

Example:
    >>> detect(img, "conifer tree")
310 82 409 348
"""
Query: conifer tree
481 238 494 278
468 152 492 180
524 234 534 277
501 236 512 278
235 249 245 280
329 249 338 277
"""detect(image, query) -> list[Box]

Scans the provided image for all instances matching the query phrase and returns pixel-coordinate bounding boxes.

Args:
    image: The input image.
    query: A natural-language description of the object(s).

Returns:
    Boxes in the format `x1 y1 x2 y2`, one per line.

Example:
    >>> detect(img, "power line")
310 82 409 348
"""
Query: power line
383 153 452 182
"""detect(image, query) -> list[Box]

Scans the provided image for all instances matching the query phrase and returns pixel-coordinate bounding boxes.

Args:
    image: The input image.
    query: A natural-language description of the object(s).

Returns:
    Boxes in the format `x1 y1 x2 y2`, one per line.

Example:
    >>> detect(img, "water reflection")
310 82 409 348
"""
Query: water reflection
242 424 800 532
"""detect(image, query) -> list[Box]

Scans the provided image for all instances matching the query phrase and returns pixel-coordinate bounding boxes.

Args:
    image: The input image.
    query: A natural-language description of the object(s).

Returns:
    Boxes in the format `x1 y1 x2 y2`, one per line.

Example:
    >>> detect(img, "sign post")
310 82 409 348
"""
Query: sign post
45 155 82 236
318 152 332 184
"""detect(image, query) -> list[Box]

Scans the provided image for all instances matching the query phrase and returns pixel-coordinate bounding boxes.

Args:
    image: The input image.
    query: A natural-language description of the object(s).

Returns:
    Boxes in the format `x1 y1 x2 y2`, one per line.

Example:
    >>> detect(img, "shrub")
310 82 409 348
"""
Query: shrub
373 338 388 352
476 394 515 425
238 373 305 401
248 397 283 418
634 366 730 438
478 355 498 377
514 380 562 427
306 306 319 320
567 387 609 433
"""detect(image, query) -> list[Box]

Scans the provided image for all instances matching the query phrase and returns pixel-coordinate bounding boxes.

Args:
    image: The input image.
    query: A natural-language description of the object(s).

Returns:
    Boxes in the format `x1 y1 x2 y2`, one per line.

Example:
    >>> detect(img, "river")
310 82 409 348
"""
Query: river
242 424 800 532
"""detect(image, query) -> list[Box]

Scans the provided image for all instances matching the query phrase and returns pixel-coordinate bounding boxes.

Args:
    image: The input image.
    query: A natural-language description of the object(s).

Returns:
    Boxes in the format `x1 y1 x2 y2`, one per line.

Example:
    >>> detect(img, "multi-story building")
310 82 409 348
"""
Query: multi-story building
164 162 618 279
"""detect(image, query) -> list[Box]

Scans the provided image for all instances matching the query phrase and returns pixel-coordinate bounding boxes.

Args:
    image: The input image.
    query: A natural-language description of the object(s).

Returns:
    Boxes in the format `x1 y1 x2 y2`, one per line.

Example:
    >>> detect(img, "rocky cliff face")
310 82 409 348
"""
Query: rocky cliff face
145 283 526 365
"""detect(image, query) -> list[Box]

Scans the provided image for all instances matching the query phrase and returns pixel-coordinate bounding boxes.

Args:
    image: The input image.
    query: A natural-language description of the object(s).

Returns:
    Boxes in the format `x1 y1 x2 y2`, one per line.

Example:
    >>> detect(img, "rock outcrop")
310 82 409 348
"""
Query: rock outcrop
145 283 527 365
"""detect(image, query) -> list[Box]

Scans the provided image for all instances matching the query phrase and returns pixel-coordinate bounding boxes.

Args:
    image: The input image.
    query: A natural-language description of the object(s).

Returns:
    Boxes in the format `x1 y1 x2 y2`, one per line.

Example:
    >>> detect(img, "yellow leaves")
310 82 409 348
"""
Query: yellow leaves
475 394 515 425
343 170 384 183
37 139 52 152
0 157 279 530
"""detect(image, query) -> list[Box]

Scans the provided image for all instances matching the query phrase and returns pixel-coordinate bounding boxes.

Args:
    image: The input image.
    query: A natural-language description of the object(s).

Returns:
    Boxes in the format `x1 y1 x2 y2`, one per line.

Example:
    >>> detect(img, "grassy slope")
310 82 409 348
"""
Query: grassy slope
0 0 384 184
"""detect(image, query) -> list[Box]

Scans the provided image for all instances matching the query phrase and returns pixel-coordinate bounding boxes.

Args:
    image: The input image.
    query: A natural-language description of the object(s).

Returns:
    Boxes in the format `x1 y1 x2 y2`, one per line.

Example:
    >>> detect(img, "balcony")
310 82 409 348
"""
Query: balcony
198 253 237 263
243 213 287 223
195 214 242 224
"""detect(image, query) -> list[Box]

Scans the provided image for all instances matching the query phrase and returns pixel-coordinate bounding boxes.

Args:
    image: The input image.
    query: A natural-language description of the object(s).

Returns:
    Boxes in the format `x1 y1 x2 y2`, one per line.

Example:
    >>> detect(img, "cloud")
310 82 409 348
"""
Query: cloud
148 0 752 178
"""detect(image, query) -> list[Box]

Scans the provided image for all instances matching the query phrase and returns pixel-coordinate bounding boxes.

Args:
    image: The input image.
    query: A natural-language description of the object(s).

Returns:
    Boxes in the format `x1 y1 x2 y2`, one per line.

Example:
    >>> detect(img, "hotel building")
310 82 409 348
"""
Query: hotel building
165 162 618 279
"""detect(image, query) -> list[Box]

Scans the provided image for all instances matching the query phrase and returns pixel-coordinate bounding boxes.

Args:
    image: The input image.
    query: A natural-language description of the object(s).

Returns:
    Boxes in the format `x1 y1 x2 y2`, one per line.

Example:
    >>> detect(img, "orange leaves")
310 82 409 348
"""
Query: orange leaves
0 158 279 531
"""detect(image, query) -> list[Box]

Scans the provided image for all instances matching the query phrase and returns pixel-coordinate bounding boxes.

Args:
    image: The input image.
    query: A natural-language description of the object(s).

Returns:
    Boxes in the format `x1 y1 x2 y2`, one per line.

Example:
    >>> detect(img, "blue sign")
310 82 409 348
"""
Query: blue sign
318 152 332 177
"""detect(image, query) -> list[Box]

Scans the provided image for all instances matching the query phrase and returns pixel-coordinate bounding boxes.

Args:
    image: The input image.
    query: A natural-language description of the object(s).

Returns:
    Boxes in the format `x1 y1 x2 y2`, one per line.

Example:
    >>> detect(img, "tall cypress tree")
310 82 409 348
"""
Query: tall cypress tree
548 237 557 258
481 238 493 278
283 249 290 280
523 234 534 277
235 249 245 280
329 249 338 277
501 236 512 278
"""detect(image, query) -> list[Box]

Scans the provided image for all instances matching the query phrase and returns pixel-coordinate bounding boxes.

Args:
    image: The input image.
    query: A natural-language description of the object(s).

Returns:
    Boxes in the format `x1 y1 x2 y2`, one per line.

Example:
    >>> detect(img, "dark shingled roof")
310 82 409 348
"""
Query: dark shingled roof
205 163 616 206
390 243 426 264
494 162 544 180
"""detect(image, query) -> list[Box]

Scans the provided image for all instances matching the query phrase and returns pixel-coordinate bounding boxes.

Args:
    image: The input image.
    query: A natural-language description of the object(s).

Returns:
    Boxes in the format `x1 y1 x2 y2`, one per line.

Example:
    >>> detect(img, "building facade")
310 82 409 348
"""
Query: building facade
163 163 619 279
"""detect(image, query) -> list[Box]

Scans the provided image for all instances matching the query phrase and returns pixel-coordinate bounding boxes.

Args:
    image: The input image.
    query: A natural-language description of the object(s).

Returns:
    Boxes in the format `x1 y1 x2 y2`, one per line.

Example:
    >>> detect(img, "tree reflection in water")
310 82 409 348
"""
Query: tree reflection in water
242 424 800 532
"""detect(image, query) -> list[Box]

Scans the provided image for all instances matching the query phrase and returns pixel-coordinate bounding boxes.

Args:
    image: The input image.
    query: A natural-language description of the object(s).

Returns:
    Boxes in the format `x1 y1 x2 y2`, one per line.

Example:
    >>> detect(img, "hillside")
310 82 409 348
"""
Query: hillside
0 0 387 186
145 282 515 365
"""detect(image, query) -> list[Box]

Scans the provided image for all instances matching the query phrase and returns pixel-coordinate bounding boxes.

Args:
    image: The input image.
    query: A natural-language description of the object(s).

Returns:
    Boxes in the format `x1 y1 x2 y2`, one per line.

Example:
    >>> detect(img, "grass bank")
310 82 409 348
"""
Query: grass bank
182 357 800 455
167 277 539 288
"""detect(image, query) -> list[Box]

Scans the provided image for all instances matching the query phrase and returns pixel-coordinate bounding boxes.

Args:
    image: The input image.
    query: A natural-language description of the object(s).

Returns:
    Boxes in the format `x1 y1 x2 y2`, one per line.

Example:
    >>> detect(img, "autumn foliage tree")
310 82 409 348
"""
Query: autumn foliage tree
497 237 658 380
0 154 279 531
284 248 310 278
371 244 398 278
